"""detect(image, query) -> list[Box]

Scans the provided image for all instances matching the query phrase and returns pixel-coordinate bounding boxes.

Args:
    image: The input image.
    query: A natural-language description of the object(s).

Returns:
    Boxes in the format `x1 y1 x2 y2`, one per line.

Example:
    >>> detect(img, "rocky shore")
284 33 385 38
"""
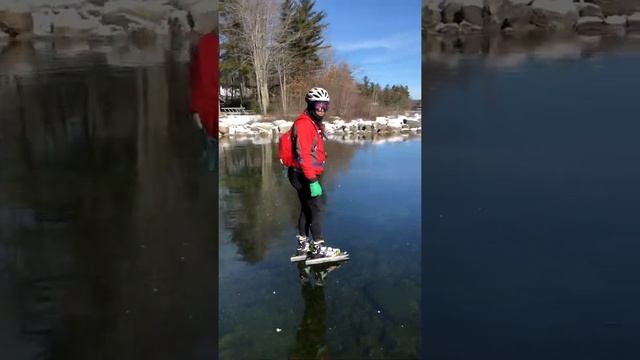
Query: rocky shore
424 0 640 36
0 0 215 41
218 113 422 140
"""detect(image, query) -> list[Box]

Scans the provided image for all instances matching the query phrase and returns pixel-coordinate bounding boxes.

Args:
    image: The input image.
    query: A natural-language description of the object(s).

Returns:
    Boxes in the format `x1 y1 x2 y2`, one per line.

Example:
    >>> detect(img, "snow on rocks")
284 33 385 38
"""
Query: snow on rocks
1 0 214 40
424 0 639 36
605 15 628 26
218 113 421 140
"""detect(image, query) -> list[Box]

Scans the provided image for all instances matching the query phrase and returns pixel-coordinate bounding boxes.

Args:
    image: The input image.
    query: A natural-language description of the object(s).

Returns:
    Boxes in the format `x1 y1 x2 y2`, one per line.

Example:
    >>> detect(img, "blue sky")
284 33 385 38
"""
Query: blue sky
315 0 422 100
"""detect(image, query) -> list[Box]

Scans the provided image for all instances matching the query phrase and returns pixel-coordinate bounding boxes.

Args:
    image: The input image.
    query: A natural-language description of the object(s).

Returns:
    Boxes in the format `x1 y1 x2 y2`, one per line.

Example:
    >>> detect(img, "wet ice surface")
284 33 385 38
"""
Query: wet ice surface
423 35 640 359
218 138 422 359
0 42 218 359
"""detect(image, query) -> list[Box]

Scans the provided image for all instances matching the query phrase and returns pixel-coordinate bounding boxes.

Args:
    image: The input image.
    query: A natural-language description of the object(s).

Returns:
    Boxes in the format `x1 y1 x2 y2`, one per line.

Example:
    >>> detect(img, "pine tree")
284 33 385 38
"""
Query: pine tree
219 0 255 108
287 0 327 77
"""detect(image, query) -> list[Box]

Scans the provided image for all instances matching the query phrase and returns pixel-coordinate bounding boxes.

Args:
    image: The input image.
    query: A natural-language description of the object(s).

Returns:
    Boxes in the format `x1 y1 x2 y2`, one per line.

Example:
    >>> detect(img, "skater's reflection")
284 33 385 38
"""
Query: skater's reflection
289 263 343 359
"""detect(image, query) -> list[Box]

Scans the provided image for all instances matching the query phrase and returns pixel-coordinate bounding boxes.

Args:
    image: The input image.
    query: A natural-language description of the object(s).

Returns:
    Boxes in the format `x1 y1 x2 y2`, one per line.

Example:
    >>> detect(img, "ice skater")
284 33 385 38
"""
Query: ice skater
285 87 348 265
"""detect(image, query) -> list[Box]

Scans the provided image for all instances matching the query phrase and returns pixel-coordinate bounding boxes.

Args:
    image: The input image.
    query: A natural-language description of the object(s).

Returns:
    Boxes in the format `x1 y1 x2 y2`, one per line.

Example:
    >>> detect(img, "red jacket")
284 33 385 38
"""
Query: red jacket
190 32 219 137
292 111 326 180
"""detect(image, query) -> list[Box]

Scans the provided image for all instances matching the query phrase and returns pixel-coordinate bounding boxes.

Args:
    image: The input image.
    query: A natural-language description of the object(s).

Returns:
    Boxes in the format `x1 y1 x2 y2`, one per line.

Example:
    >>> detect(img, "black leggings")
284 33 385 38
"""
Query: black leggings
288 168 323 241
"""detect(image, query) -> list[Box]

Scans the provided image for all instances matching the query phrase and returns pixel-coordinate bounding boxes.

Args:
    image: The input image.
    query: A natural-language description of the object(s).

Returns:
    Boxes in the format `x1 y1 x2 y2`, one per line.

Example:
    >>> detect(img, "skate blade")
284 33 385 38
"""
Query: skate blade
305 254 349 266
290 254 307 262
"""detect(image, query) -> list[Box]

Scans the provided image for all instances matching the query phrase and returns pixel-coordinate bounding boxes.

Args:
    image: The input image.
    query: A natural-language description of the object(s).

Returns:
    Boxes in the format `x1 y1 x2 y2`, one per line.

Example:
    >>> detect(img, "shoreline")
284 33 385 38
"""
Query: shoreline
424 0 640 37
220 132 422 148
218 112 422 139
0 0 215 41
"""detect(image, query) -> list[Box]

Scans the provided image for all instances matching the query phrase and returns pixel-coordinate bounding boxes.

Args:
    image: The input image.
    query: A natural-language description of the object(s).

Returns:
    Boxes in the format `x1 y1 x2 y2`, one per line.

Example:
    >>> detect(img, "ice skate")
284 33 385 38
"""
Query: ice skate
297 263 311 285
312 263 343 286
290 235 311 262
305 239 349 266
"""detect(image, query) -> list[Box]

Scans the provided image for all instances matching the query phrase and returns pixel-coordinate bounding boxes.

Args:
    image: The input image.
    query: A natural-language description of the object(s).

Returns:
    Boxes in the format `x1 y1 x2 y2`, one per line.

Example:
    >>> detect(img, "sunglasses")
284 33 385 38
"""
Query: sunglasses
313 101 329 112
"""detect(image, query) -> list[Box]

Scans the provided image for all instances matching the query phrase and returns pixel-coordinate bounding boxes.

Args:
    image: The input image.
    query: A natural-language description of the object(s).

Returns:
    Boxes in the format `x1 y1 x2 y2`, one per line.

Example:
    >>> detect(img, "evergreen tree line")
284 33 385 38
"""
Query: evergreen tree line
357 76 412 111
220 0 413 118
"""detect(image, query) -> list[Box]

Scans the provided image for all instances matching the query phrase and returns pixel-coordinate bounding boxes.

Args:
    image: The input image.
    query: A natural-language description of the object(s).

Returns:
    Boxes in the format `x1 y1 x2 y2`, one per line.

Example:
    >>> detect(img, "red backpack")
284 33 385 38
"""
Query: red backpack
278 126 295 167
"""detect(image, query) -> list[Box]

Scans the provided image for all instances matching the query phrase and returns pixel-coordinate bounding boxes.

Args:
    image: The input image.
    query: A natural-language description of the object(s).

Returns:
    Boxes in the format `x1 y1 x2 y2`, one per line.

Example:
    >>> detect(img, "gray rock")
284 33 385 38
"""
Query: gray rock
89 24 126 38
604 15 627 26
189 11 216 34
436 22 460 34
403 119 421 129
628 12 640 32
87 0 109 6
183 1 217 33
423 4 441 29
101 13 135 30
460 20 483 33
586 0 638 16
442 2 463 23
463 5 483 26
530 8 551 29
102 1 173 24
497 3 533 30
578 3 603 18
575 16 606 35
530 0 579 32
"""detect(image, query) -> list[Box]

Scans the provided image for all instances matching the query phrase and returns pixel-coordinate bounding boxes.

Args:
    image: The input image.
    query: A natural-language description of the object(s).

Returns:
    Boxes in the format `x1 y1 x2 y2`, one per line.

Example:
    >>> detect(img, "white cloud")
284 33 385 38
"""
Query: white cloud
333 33 419 52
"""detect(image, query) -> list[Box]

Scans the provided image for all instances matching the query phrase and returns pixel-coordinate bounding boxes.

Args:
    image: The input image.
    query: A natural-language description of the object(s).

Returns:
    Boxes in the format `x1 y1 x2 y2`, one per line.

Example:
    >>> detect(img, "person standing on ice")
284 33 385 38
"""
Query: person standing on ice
288 87 345 260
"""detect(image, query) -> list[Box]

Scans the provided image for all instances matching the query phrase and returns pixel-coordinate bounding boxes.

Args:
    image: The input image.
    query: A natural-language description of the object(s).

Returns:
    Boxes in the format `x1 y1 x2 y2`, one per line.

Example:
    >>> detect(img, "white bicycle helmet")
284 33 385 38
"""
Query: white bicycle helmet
305 87 330 102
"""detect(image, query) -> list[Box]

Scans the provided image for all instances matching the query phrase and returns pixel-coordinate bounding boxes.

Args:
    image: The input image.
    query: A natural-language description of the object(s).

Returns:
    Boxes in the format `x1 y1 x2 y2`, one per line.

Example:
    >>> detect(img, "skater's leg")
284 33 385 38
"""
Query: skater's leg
296 190 313 237
289 168 312 237
308 195 323 241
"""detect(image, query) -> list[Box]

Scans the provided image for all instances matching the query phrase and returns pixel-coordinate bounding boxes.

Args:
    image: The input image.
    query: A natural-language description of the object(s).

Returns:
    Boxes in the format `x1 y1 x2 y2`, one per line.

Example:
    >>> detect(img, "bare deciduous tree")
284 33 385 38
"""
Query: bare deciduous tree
222 0 281 115
223 0 323 116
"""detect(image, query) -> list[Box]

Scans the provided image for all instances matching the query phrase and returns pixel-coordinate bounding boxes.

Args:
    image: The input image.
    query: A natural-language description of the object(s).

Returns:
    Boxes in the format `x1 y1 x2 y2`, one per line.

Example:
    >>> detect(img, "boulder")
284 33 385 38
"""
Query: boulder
442 2 463 23
103 1 173 24
463 5 484 26
628 12 640 32
604 15 627 26
423 3 441 29
188 0 217 33
46 9 101 36
79 3 105 18
531 0 577 14
460 20 483 33
403 118 421 129
90 24 126 38
250 122 277 135
578 3 603 18
87 0 109 6
100 12 133 29
497 3 534 30
436 22 460 34
485 0 531 25
585 0 638 16
575 16 606 35
530 0 579 31
101 12 164 36
168 9 191 33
